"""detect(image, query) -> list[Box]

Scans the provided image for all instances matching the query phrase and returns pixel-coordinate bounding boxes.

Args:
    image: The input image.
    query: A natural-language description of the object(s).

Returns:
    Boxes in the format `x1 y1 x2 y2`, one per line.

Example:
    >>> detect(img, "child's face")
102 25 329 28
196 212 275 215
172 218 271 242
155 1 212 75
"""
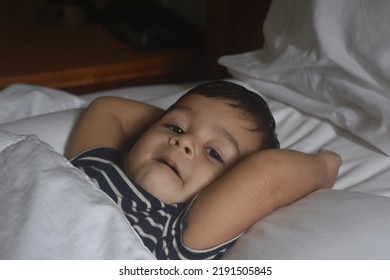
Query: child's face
125 94 263 204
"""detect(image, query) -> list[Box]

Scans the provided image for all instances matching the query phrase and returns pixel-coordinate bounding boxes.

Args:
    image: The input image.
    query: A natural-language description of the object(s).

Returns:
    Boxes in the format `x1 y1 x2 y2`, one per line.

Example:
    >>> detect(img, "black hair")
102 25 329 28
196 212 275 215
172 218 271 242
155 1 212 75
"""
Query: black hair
182 80 279 150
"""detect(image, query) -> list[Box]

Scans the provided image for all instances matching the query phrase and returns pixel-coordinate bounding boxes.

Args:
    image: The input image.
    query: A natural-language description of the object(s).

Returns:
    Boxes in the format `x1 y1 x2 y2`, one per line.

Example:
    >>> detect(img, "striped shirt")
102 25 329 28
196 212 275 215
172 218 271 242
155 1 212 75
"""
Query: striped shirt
71 147 235 259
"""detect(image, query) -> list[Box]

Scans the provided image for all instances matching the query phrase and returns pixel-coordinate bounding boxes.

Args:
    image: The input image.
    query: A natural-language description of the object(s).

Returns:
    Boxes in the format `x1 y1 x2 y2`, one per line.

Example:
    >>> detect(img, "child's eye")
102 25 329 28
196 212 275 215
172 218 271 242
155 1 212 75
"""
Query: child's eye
205 147 223 162
165 124 184 134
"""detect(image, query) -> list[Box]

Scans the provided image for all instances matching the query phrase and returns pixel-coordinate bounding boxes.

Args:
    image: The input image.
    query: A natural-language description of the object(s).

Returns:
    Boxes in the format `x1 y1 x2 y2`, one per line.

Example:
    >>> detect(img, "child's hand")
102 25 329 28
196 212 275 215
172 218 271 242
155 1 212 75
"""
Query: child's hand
316 149 342 189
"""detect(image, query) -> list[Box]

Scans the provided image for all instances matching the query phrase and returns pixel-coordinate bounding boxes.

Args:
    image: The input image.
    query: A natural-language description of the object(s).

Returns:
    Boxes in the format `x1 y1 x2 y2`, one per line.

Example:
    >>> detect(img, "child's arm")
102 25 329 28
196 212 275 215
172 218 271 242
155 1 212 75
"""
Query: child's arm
183 149 341 250
65 97 163 159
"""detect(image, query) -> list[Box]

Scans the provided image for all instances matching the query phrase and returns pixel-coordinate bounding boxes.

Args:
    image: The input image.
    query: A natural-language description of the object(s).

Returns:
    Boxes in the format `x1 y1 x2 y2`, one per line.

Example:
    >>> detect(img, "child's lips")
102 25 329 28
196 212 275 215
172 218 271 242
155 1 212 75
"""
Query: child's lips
156 157 181 179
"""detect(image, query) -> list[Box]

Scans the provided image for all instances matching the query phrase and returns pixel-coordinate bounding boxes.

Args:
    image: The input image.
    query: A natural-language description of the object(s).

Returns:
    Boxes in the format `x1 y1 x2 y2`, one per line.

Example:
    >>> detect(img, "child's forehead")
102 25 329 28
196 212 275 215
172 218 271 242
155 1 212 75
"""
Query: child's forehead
173 94 238 113
172 94 254 123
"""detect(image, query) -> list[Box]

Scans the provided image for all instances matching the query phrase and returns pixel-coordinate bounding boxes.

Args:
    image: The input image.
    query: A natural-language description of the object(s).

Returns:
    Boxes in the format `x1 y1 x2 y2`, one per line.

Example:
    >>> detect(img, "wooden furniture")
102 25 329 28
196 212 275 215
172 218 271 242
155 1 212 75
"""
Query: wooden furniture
203 0 272 78
0 0 271 94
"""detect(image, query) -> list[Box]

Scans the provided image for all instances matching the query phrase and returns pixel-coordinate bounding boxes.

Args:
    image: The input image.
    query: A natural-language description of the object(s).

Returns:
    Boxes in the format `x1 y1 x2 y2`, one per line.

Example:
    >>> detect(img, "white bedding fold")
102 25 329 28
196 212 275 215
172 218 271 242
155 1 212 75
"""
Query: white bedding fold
219 0 390 156
0 130 154 260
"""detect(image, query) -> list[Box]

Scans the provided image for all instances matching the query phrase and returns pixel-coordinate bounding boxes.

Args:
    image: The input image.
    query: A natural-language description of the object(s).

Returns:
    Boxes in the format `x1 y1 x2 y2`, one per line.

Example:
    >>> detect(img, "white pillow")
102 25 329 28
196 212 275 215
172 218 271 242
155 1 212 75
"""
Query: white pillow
0 108 83 155
0 83 85 123
219 0 390 156
223 189 390 259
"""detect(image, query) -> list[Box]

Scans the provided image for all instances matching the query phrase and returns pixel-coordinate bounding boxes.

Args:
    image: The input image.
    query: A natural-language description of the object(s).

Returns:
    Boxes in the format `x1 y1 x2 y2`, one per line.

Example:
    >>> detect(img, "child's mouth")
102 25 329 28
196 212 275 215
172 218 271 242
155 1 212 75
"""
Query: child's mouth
157 158 181 178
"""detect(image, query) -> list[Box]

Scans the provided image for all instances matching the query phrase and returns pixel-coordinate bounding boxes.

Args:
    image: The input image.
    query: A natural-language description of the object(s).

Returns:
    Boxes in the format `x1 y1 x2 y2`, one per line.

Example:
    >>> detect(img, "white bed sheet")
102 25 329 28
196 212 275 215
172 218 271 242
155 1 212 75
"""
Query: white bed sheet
1 81 390 259
219 0 390 157
0 130 154 260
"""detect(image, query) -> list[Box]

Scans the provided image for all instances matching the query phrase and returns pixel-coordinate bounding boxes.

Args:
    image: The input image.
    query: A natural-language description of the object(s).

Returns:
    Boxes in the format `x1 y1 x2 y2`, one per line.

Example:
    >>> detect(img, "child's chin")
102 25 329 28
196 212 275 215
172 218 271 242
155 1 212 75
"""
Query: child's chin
136 172 183 204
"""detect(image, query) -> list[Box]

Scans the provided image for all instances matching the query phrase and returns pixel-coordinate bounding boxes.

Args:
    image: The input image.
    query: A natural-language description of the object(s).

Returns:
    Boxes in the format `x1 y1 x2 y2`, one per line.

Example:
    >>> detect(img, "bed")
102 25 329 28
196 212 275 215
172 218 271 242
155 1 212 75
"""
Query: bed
1 0 390 260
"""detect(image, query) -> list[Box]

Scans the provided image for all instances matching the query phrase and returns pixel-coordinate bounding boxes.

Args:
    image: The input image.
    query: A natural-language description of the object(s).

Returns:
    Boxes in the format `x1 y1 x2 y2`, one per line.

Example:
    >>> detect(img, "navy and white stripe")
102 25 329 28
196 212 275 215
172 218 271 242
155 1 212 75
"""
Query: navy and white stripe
71 147 235 259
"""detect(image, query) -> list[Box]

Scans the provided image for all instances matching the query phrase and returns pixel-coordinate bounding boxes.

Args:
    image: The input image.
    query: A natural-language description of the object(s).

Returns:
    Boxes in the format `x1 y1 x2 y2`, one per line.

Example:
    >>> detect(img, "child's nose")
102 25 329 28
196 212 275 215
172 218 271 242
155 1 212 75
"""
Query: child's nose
169 136 194 158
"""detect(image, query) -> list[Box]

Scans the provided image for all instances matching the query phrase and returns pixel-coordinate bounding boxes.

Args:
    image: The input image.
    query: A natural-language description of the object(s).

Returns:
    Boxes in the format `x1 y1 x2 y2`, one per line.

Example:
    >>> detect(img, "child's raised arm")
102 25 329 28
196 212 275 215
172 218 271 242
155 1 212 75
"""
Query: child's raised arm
183 149 342 250
65 97 163 159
